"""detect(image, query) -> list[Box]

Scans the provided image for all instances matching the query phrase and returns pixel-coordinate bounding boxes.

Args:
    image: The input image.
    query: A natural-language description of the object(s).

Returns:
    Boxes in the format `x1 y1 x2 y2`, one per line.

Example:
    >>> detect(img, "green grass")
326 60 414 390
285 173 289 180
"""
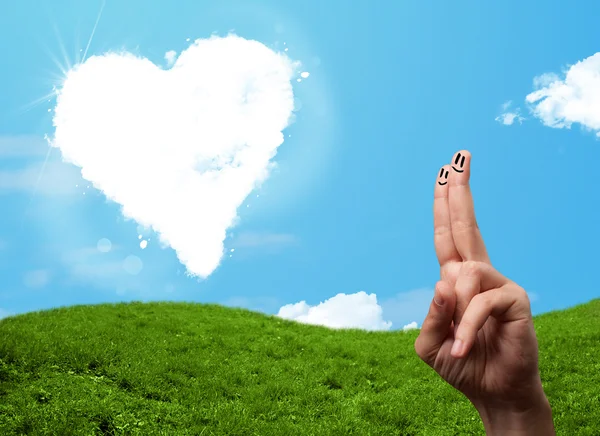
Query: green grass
0 298 598 435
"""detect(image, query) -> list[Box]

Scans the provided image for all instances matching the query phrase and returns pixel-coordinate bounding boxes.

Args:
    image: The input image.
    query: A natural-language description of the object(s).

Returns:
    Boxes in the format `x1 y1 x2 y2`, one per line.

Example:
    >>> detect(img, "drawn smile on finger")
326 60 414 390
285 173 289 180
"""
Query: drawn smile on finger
438 168 449 185
452 152 466 173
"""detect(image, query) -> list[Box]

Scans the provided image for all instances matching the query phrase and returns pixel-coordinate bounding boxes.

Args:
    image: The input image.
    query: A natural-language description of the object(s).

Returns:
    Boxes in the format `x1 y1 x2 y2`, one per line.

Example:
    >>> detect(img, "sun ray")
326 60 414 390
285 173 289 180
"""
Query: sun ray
82 0 106 63
50 21 73 74
20 141 54 229
15 89 59 115
75 19 82 65
21 0 106 227
36 39 69 78
20 4 72 227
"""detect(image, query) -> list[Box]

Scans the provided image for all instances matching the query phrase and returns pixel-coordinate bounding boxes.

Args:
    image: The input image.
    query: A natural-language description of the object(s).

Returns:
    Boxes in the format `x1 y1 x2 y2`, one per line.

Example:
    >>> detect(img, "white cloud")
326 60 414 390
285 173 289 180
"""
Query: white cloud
23 269 51 289
377 287 434 331
402 321 418 331
232 287 540 331
525 52 600 136
164 50 177 67
495 101 525 126
532 73 561 89
495 112 524 126
277 291 393 331
51 34 299 279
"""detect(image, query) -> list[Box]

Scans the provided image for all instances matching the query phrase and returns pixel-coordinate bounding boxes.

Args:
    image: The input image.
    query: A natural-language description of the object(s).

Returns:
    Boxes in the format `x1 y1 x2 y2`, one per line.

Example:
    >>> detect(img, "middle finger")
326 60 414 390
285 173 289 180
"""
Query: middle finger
448 150 490 263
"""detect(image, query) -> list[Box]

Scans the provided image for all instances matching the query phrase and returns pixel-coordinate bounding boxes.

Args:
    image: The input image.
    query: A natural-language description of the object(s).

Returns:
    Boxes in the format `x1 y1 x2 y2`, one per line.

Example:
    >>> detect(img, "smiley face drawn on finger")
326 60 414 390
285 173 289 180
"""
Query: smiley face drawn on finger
452 152 466 173
438 167 449 185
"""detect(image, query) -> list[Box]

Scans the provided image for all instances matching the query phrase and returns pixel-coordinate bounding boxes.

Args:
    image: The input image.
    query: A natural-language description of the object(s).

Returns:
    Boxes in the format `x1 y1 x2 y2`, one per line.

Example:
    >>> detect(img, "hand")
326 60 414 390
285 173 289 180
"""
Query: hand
414 151 550 418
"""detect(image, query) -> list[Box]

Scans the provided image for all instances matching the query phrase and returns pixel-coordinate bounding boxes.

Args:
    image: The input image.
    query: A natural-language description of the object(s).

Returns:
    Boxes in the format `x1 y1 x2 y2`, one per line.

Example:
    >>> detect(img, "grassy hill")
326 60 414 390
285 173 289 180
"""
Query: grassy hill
0 298 598 435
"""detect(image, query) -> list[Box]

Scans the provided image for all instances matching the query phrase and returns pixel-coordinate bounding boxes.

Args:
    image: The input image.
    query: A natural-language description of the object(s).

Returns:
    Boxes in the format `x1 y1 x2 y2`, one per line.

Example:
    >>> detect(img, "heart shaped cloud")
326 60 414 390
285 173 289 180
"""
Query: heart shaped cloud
51 35 298 278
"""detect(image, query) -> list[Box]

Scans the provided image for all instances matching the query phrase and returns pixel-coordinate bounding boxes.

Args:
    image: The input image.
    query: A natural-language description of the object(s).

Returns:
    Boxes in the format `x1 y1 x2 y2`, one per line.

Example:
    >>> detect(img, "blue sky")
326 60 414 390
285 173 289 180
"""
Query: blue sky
1 0 600 331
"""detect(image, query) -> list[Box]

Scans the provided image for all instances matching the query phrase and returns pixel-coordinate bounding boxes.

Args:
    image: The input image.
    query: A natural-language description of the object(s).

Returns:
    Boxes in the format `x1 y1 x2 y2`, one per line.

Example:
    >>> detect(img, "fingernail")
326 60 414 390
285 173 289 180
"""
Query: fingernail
451 339 464 357
434 289 444 306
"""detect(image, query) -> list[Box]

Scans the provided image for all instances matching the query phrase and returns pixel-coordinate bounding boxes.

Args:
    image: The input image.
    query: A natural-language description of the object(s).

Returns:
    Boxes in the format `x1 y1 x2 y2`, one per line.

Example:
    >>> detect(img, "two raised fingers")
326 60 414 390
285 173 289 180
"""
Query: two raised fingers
434 150 490 266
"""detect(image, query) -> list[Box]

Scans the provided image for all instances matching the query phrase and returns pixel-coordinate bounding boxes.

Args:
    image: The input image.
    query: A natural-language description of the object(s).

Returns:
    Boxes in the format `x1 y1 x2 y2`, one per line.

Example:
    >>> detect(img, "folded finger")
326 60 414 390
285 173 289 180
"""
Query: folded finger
451 284 532 358
414 280 456 367
452 261 509 332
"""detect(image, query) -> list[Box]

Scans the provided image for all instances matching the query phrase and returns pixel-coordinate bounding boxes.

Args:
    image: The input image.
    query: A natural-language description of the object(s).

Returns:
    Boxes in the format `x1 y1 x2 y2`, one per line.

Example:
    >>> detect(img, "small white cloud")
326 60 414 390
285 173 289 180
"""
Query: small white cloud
23 269 51 289
525 52 600 137
378 287 437 331
495 101 525 126
277 291 392 331
501 100 512 111
495 112 525 126
532 73 561 90
51 34 300 279
164 50 177 67
402 321 418 331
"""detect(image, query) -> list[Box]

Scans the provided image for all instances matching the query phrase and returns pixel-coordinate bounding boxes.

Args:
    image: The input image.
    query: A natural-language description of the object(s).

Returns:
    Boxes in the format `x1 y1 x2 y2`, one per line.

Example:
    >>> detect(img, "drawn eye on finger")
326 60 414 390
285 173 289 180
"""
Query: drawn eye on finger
452 152 466 173
438 168 449 185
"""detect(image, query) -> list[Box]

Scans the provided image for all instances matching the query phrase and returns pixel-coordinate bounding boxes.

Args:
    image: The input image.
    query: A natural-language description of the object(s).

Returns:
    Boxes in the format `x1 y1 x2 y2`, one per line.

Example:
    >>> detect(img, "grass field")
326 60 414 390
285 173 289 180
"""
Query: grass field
0 298 598 435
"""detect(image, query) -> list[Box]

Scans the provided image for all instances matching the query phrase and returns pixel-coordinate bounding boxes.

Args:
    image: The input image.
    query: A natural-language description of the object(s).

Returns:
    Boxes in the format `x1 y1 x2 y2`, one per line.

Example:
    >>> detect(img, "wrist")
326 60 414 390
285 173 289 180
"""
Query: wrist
475 390 555 436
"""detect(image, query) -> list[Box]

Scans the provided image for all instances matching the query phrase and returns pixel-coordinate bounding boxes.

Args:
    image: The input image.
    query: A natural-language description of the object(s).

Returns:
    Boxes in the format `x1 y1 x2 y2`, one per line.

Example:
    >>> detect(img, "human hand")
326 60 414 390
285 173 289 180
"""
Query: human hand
414 151 552 425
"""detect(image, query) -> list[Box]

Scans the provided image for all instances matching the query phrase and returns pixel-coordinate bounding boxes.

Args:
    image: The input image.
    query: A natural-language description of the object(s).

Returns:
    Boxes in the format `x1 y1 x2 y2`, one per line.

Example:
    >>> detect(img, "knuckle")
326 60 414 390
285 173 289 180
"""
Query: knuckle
414 337 421 355
469 291 488 309
461 260 481 277
451 219 479 232
513 285 533 309
414 337 426 360
477 289 492 305
434 225 452 236
478 291 495 308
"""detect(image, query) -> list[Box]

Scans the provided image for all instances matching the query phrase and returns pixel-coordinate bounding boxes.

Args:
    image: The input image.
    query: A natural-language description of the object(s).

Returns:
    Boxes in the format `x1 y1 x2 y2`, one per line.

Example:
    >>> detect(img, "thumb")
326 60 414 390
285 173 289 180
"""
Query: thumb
414 281 456 367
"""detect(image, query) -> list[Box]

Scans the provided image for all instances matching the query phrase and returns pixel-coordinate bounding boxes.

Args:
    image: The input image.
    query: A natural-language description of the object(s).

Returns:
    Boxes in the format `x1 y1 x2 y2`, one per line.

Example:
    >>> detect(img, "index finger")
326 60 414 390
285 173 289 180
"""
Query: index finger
434 164 461 267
